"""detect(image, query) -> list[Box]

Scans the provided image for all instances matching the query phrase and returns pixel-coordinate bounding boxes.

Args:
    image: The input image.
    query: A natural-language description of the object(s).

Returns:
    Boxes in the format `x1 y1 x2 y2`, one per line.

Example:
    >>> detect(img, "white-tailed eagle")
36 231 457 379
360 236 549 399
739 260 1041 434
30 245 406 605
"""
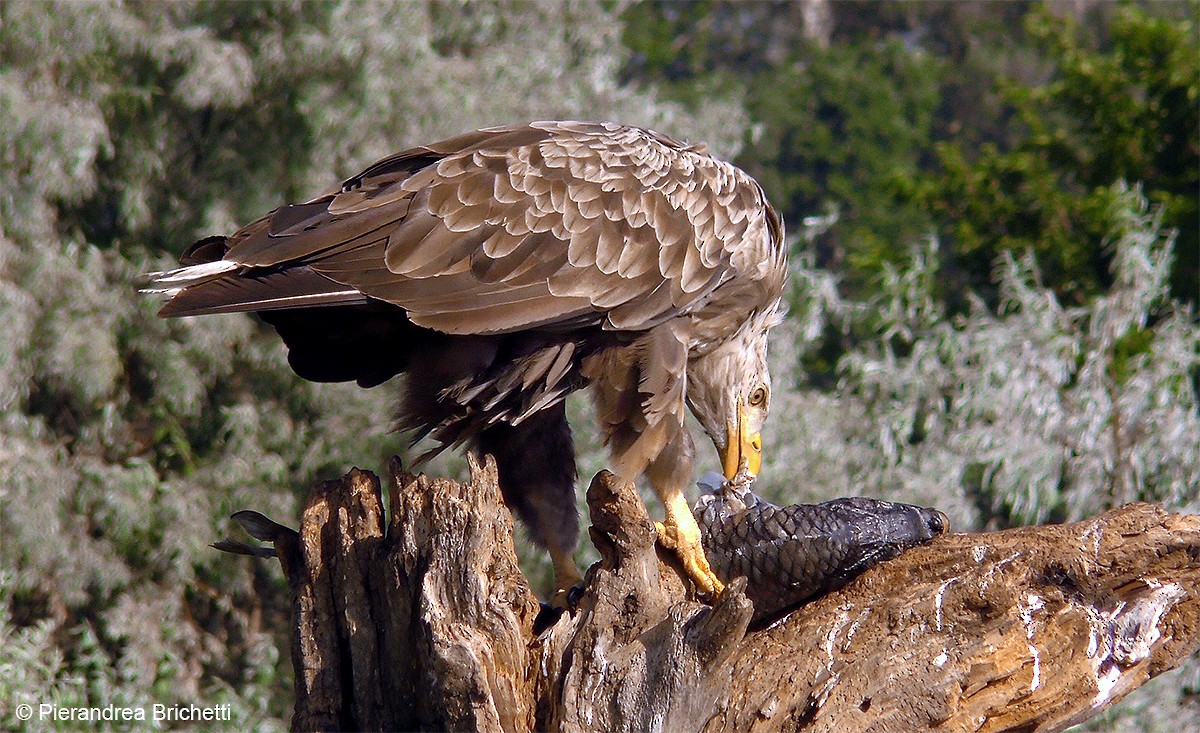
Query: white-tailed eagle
145 121 787 600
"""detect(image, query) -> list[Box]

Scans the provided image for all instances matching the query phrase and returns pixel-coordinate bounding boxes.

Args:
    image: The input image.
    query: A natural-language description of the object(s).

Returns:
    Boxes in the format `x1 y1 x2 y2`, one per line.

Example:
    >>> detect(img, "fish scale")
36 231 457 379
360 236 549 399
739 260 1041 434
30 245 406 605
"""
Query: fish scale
695 474 948 624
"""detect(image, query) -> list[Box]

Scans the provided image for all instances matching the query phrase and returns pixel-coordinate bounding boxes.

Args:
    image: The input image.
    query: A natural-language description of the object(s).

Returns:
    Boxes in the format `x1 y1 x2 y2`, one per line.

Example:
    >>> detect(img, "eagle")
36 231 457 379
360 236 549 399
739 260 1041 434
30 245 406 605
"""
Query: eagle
145 121 787 601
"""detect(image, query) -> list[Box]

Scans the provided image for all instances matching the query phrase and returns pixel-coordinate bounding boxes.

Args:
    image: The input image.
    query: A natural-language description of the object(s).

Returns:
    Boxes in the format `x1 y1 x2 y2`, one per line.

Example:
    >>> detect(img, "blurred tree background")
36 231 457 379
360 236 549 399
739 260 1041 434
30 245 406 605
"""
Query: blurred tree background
0 1 1195 730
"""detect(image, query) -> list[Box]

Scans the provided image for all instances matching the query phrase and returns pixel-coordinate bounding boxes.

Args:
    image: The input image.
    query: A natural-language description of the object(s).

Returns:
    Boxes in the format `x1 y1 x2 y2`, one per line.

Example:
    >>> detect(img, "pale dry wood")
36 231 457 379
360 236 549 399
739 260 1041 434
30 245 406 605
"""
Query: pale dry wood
224 460 1200 733
704 502 1200 733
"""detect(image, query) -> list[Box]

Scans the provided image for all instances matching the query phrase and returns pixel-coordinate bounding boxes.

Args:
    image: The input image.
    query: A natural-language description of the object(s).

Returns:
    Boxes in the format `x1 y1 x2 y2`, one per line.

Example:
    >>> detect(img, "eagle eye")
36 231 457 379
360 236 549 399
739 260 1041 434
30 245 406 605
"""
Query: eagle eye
748 385 768 408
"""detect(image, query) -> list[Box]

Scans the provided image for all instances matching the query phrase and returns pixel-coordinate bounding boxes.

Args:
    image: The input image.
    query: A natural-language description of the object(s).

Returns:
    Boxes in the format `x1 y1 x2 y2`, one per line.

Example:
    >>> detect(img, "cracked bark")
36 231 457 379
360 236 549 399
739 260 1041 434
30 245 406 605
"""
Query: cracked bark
221 457 1200 732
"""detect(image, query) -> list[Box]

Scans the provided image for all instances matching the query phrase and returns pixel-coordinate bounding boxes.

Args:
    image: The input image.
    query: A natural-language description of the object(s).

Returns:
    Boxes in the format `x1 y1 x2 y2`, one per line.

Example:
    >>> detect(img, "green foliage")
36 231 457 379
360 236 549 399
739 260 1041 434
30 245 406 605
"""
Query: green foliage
2 1 1196 728
0 572 286 732
738 40 941 293
757 187 1199 533
1 0 747 259
910 4 1199 305
623 1 945 293
624 1 1198 313
0 0 745 725
754 189 1200 733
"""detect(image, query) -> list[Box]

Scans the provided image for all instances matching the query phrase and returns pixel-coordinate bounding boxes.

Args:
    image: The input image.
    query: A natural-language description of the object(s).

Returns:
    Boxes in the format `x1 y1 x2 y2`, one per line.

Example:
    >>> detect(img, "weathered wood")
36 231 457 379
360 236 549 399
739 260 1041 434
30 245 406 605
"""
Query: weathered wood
224 459 1200 732
704 501 1200 733
538 465 753 733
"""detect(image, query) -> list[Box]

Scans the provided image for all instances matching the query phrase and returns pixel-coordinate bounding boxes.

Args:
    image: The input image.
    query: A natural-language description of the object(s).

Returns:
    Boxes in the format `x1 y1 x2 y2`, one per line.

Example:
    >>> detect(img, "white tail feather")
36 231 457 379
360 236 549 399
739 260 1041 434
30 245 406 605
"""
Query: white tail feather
141 260 240 290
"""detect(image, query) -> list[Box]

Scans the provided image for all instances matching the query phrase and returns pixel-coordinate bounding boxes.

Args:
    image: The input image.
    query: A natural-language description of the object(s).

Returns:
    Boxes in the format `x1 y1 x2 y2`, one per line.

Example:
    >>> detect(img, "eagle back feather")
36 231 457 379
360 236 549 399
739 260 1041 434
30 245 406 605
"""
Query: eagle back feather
149 121 786 342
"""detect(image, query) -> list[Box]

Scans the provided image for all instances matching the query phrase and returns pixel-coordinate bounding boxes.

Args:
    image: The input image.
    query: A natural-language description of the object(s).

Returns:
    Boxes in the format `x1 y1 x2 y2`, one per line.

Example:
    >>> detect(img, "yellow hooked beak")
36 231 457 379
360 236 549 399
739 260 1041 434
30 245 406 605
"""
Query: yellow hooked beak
722 398 762 479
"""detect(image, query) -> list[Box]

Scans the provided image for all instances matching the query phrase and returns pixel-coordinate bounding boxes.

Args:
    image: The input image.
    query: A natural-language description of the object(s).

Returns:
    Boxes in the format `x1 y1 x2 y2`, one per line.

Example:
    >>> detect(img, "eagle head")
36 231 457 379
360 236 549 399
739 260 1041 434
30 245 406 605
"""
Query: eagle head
686 305 781 481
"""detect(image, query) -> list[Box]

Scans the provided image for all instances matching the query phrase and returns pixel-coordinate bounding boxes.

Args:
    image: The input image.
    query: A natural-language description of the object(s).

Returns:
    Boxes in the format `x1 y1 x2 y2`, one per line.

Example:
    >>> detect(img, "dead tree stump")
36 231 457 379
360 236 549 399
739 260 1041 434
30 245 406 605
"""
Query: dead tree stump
223 457 1200 732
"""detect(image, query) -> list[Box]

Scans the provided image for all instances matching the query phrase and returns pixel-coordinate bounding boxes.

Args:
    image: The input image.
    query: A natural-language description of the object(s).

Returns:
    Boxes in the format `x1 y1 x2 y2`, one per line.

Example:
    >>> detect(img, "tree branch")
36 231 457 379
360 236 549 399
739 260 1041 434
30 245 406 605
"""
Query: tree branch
222 458 1200 732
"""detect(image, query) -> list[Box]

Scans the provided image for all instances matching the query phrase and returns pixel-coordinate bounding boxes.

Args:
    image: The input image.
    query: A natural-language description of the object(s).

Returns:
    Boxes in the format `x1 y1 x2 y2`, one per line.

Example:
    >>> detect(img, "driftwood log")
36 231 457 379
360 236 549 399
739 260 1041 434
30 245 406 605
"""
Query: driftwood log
222 456 1200 732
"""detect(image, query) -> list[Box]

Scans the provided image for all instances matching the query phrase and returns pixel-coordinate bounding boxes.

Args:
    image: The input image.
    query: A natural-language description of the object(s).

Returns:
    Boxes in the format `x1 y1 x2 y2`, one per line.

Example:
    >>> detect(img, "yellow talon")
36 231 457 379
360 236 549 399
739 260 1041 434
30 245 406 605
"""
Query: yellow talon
656 515 724 598
654 520 672 547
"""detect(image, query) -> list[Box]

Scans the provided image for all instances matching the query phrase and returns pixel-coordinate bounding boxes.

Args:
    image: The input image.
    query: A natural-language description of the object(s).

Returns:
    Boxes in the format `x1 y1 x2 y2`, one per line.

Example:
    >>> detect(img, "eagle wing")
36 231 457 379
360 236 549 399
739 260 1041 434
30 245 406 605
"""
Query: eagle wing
153 121 783 336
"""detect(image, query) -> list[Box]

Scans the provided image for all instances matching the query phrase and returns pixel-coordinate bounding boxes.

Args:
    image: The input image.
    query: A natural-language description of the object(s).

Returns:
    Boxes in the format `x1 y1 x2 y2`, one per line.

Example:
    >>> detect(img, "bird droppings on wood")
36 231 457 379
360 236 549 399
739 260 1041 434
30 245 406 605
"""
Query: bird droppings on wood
1087 579 1188 708
215 464 1200 733
1018 593 1046 691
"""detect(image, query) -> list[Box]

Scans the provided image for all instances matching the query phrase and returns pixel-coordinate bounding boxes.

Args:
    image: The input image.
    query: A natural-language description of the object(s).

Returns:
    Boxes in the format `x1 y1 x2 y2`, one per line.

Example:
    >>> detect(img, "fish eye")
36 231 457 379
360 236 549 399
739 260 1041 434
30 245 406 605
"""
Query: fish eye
748 385 768 408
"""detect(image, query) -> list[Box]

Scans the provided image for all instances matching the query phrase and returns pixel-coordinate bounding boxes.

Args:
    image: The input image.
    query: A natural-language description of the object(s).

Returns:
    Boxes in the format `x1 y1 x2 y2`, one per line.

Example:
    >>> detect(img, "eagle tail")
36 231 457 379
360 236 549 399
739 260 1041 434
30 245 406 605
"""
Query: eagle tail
148 267 369 318
142 235 369 318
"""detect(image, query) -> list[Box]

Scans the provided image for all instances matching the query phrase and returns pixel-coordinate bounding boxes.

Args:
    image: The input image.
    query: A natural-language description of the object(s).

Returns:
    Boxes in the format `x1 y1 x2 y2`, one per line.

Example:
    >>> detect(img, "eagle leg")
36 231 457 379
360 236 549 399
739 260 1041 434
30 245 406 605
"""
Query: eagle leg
655 490 725 599
549 549 585 608
645 422 724 599
589 325 726 598
475 402 584 607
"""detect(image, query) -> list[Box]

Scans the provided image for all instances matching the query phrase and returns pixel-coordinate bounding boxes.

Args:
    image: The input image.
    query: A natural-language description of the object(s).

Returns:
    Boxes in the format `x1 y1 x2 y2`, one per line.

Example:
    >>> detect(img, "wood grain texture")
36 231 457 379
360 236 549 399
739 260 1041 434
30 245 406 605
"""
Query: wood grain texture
705 502 1200 733
221 462 1200 732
